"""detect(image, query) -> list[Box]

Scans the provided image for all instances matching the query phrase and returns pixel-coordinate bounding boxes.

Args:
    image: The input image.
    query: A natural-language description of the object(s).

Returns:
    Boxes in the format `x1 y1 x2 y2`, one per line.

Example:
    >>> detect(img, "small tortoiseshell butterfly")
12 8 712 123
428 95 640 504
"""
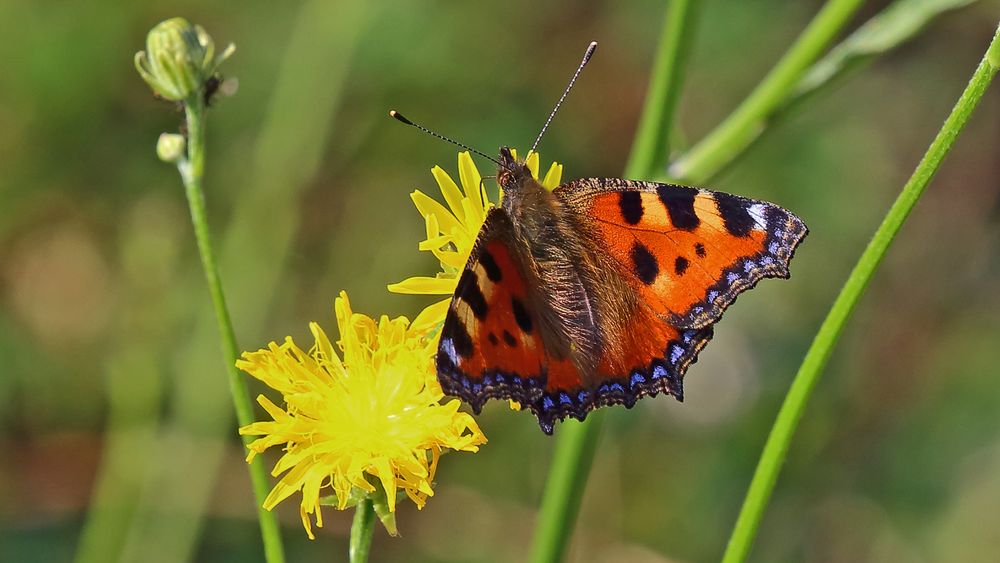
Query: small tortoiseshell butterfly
393 42 807 434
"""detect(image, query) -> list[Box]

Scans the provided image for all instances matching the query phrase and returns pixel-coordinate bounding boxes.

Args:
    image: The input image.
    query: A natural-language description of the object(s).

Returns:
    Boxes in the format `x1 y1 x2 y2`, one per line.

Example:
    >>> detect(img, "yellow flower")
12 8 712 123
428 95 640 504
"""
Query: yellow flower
238 291 486 539
388 150 563 331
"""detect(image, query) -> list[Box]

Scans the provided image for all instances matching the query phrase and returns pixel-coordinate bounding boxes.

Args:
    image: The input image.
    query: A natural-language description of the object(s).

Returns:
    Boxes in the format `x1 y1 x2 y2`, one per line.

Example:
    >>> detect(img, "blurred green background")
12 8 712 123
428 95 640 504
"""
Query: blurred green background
2 1 999 561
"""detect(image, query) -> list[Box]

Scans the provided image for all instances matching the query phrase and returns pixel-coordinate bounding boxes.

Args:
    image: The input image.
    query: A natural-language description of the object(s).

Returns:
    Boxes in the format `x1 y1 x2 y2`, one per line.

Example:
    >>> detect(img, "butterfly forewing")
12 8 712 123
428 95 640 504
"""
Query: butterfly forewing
437 208 550 412
558 178 808 330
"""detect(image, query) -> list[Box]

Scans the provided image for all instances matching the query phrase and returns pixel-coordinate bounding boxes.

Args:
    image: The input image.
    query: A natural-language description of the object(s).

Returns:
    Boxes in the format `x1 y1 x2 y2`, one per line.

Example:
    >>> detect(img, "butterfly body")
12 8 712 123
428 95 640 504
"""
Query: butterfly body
437 147 808 434
496 148 613 384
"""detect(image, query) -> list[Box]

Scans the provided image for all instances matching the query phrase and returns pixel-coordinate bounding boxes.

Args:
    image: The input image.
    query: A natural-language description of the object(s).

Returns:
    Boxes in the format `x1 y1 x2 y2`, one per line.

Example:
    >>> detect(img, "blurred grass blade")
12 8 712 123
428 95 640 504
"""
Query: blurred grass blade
116 3 369 561
75 359 163 563
787 0 979 109
75 203 180 563
721 20 1000 563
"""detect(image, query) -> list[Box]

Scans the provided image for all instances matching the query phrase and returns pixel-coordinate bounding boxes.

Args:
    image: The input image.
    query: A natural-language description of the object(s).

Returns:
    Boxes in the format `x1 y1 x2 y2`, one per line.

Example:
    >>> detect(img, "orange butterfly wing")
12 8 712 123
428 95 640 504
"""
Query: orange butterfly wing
561 178 807 329
437 208 551 413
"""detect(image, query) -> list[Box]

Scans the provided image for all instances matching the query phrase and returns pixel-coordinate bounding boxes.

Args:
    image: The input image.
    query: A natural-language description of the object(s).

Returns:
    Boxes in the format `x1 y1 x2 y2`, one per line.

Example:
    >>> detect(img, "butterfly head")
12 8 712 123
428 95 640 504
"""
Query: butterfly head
497 146 534 193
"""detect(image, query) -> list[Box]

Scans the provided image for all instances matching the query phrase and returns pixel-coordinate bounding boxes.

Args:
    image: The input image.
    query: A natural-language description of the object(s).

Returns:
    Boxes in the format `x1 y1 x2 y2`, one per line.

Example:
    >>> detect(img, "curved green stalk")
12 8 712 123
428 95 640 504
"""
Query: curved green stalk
626 0 701 176
529 3 701 561
669 0 866 183
721 21 1000 563
180 96 286 563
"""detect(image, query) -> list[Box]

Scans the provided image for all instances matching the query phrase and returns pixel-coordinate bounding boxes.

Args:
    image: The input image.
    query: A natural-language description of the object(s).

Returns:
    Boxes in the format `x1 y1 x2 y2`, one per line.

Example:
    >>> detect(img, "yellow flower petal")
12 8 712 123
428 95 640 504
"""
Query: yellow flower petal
308 321 338 369
410 190 462 237
300 506 315 540
388 276 457 295
458 152 483 218
525 151 540 179
542 161 563 190
411 298 450 333
431 166 466 224
417 234 455 252
371 457 398 513
424 212 440 244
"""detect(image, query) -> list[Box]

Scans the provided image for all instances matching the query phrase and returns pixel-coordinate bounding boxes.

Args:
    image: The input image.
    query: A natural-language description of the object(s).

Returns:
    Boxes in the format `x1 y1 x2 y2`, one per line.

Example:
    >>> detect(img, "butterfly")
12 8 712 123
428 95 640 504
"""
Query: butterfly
395 43 808 434
434 148 807 433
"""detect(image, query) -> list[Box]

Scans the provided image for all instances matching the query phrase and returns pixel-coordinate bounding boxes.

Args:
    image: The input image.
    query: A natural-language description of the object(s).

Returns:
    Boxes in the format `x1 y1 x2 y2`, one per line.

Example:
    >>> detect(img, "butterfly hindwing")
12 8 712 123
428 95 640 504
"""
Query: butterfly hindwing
558 178 808 329
528 321 715 434
437 208 551 413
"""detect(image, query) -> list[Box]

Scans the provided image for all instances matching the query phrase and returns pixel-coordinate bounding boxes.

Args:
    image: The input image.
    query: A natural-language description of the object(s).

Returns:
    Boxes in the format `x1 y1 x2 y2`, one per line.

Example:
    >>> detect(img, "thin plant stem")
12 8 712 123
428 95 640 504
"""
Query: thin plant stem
180 95 287 563
529 3 701 561
626 0 701 176
721 21 1000 563
528 412 606 563
122 5 367 559
669 0 866 183
350 499 376 563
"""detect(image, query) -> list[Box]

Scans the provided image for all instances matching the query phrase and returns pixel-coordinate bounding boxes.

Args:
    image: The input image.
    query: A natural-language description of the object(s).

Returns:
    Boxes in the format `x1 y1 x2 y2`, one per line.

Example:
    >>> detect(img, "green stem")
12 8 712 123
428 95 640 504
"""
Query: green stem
626 0 701 176
670 0 866 183
180 96 286 563
528 412 606 563
529 3 702 561
350 499 376 563
721 21 1000 563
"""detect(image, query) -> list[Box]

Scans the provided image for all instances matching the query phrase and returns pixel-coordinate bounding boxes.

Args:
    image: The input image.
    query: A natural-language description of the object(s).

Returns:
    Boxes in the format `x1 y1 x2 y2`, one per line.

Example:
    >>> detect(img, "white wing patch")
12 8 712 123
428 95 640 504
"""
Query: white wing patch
748 203 768 230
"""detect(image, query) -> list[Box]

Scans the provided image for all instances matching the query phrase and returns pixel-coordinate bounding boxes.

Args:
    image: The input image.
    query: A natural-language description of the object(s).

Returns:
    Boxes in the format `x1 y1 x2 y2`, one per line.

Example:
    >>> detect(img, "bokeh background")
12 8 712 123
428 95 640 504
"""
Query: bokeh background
2 1 1000 561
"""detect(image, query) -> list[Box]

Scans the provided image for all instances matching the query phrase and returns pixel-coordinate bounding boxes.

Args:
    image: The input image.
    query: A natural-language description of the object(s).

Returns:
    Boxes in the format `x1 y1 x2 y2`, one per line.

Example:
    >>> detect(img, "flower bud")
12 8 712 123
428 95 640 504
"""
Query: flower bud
156 133 186 163
134 17 235 102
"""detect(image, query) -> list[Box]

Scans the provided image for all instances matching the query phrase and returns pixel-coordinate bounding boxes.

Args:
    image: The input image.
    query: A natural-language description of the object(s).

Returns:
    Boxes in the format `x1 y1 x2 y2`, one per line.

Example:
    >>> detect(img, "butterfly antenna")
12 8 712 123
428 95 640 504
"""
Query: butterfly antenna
529 41 597 155
389 110 500 165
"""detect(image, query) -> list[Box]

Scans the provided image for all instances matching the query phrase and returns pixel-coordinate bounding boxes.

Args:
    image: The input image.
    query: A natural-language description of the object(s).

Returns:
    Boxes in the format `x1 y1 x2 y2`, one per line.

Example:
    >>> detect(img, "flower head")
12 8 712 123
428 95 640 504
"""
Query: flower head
134 17 235 102
388 150 563 331
238 291 486 538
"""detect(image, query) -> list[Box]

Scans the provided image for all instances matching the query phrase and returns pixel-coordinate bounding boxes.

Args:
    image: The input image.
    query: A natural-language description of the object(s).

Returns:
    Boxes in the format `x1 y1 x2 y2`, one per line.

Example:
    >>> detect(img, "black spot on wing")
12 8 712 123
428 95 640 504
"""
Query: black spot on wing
502 330 518 347
511 297 533 333
456 269 488 319
714 192 754 237
618 190 644 225
488 332 499 346
674 256 689 276
695 242 706 257
479 249 502 282
631 241 659 285
657 185 699 231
